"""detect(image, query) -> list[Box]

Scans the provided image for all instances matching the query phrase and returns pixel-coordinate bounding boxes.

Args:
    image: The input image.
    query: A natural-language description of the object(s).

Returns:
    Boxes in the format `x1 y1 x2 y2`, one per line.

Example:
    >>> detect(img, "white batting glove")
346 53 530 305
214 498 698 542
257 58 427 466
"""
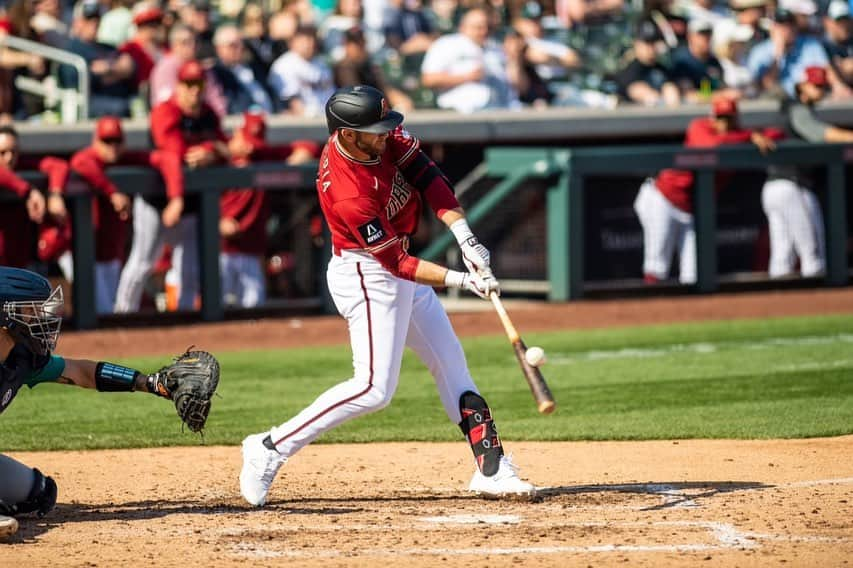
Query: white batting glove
450 219 490 275
445 269 500 300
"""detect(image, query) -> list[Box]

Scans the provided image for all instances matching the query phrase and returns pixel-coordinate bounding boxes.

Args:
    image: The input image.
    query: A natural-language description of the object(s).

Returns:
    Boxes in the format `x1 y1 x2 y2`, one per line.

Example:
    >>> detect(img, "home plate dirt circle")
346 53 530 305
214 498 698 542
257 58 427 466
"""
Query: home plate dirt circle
3 438 852 566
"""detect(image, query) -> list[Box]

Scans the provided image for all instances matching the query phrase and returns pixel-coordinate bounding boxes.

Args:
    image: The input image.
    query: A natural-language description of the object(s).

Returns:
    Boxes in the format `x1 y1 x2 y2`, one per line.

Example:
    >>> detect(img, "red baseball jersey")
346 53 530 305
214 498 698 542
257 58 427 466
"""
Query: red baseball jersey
316 126 459 280
220 189 269 255
118 40 157 89
654 117 754 213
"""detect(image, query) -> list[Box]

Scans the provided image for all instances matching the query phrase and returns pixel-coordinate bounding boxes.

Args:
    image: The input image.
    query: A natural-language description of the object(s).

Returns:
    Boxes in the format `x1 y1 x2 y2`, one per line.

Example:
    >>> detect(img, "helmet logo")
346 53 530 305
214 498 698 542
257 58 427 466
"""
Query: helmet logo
380 98 390 119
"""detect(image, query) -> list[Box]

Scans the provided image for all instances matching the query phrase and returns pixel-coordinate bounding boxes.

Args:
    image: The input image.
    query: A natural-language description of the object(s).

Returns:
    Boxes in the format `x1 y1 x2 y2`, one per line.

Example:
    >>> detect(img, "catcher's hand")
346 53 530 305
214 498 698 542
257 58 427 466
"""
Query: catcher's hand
150 350 220 433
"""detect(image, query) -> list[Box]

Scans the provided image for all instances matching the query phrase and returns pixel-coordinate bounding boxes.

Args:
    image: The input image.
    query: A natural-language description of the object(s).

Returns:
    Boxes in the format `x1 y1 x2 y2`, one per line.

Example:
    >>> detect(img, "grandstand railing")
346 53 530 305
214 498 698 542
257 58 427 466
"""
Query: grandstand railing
422 141 852 300
1 34 89 122
14 162 318 329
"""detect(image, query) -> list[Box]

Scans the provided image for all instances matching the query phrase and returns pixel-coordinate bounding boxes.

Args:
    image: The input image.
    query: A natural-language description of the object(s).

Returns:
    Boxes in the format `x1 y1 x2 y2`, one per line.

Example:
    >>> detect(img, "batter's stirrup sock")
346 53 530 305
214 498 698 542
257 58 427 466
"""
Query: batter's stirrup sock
95 362 140 392
458 391 503 477
262 435 276 451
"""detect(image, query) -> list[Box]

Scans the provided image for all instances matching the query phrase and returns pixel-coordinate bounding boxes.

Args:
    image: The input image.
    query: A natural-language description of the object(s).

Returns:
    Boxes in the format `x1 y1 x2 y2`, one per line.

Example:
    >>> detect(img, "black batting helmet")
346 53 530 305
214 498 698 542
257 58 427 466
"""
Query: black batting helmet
325 85 404 134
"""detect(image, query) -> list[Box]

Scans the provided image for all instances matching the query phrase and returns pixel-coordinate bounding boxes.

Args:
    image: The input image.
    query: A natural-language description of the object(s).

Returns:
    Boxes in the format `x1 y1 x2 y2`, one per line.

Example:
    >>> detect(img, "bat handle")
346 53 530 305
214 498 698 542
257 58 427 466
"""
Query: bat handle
490 292 520 344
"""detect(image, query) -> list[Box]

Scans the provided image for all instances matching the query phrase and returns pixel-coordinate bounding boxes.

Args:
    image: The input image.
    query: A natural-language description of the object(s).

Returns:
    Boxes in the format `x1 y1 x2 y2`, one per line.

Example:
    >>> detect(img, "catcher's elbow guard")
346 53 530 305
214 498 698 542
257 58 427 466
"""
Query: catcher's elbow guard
95 362 140 392
458 391 504 477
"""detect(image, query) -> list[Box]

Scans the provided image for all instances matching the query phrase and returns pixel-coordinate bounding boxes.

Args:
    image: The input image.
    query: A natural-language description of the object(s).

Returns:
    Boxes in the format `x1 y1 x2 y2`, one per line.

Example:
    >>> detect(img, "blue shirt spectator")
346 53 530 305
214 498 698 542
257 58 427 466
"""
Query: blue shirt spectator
748 8 829 96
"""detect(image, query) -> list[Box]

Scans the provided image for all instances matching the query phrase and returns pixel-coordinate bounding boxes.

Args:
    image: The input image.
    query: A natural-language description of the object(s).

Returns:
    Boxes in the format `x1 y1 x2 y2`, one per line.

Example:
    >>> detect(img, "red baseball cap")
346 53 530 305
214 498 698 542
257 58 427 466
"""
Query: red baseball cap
712 95 738 117
132 6 164 26
241 110 266 145
95 116 124 141
803 66 828 87
178 60 205 83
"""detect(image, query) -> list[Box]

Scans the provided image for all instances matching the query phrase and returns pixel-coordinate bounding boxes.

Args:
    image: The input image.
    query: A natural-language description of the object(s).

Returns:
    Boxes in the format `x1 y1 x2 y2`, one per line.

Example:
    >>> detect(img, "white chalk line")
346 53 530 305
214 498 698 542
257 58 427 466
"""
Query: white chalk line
547 333 853 364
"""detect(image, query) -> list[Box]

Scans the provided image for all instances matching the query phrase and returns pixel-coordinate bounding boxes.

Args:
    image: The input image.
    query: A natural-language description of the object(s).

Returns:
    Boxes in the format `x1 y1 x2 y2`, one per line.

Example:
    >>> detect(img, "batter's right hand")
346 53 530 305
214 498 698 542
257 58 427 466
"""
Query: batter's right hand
445 269 500 300
162 197 184 228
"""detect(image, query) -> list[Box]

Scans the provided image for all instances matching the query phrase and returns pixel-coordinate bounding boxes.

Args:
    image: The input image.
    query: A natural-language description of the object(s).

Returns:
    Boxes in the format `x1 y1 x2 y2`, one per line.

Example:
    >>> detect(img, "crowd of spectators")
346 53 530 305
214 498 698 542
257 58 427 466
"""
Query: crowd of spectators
0 0 851 121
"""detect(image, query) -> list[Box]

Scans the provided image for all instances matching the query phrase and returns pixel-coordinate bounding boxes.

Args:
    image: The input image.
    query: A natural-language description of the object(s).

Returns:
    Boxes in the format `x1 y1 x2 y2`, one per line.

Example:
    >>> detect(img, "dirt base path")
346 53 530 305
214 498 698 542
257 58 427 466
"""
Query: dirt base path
59 288 853 359
3 438 853 567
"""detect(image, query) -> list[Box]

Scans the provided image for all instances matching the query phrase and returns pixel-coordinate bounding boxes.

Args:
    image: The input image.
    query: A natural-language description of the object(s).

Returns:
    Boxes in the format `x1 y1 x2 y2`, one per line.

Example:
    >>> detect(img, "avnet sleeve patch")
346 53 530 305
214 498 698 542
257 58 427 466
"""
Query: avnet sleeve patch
358 217 385 245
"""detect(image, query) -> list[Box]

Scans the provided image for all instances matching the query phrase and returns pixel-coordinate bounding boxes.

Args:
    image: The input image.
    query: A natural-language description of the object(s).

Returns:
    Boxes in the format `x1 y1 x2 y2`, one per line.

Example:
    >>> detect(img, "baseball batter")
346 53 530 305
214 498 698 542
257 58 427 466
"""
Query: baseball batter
0 266 218 539
240 85 534 506
634 96 776 284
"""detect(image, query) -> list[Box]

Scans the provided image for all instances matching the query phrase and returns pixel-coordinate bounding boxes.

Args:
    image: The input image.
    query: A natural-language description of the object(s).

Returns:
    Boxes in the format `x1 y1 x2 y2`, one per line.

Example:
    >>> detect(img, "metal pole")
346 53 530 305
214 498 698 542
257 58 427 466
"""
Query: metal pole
694 170 717 293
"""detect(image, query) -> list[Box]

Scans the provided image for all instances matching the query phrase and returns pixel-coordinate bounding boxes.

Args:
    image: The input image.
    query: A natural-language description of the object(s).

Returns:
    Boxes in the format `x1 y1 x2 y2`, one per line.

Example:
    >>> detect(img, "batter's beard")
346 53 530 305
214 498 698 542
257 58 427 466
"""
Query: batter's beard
354 133 386 158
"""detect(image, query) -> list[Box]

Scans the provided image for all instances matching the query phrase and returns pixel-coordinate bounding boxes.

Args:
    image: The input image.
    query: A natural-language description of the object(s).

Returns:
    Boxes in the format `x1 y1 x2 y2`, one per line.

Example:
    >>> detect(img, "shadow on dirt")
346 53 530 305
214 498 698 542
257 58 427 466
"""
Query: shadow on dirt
536 480 771 509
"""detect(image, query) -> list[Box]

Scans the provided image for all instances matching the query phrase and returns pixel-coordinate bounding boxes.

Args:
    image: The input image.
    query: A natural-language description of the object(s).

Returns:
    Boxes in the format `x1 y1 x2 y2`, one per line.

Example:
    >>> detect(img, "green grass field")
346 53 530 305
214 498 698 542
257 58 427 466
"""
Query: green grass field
2 313 852 451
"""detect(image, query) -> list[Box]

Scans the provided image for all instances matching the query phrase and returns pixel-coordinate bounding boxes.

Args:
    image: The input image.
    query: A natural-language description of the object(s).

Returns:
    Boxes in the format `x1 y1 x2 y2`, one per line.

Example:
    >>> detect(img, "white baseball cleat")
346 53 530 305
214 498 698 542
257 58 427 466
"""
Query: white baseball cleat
0 515 19 539
468 454 536 498
239 433 287 507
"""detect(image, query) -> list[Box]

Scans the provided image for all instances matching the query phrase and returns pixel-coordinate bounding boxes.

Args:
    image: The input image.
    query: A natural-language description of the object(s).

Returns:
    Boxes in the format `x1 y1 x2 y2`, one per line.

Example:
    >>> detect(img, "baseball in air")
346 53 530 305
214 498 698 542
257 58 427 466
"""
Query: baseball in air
524 346 547 367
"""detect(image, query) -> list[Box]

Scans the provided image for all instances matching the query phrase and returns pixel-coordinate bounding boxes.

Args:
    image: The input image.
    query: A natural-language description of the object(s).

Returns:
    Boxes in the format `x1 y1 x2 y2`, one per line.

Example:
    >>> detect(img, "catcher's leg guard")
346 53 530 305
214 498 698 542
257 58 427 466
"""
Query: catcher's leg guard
458 391 503 477
8 469 57 518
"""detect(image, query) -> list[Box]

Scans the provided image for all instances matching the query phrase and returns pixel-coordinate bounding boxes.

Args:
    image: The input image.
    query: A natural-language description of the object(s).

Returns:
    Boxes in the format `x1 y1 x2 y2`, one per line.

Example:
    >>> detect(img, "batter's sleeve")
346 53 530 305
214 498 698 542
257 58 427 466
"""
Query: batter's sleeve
332 196 420 280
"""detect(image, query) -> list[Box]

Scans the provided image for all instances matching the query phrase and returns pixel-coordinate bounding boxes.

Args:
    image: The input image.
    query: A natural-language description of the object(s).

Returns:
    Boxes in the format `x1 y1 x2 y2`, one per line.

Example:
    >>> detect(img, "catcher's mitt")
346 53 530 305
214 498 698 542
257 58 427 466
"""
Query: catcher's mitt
150 350 220 433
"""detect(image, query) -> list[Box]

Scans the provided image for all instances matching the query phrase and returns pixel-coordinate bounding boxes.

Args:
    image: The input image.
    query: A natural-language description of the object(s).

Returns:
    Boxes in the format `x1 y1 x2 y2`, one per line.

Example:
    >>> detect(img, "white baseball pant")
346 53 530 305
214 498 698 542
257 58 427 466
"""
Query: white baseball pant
268 249 479 458
220 252 266 308
114 195 199 312
634 178 697 284
761 178 825 278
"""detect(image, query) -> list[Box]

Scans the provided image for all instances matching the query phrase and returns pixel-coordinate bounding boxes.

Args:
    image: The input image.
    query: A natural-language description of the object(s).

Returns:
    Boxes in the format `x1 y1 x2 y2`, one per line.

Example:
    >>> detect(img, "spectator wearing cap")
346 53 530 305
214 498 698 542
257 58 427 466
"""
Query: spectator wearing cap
822 0 853 95
728 0 769 46
778 0 819 35
59 0 137 117
320 0 365 62
333 26 414 111
614 19 680 106
69 116 178 313
511 4 581 84
634 96 776 284
149 23 227 116
713 19 757 95
115 60 236 313
97 0 134 47
671 19 731 102
218 111 319 308
384 0 437 58
421 7 520 113
747 6 829 96
180 0 216 63
210 24 275 115
760 66 853 278
0 125 69 268
268 25 335 117
118 3 166 95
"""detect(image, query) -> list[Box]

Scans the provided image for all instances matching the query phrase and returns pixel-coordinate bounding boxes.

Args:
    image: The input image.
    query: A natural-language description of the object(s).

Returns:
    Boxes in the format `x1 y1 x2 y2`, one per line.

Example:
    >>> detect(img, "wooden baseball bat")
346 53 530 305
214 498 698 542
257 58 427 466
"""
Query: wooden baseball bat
489 292 556 415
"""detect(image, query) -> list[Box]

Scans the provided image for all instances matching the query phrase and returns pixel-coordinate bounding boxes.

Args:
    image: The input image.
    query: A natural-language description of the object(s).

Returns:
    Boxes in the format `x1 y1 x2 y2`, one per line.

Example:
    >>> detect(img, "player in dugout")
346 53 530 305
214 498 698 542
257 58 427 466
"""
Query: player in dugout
71 116 183 314
0 126 69 269
220 109 319 308
633 95 778 285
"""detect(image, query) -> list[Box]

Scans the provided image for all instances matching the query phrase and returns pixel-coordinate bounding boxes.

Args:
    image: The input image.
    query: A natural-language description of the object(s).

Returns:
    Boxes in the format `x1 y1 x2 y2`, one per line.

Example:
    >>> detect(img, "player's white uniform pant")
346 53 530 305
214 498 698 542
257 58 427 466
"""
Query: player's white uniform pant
761 179 825 278
114 195 199 312
634 178 697 284
220 252 266 308
269 249 479 458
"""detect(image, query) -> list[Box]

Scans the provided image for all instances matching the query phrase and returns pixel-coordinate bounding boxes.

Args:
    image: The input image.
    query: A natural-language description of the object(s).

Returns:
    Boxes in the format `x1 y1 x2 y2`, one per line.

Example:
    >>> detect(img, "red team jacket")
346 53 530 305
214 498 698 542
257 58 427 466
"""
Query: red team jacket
0 157 69 267
317 126 459 281
654 118 755 213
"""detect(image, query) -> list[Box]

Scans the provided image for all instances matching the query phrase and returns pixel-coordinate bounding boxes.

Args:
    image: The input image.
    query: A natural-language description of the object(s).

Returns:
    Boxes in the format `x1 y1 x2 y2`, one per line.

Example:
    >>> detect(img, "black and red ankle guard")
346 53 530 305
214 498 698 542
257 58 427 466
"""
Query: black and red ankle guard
458 391 503 477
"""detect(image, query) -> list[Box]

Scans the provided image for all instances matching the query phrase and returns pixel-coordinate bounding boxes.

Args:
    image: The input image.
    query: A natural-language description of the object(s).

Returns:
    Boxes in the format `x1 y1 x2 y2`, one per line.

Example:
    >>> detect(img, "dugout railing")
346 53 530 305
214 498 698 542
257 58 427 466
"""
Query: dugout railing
11 163 319 329
421 141 852 301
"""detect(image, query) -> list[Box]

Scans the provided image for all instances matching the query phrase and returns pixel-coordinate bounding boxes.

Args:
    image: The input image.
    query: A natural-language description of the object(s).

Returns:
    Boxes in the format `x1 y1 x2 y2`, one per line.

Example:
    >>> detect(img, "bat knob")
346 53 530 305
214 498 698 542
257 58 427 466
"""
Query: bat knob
538 400 556 415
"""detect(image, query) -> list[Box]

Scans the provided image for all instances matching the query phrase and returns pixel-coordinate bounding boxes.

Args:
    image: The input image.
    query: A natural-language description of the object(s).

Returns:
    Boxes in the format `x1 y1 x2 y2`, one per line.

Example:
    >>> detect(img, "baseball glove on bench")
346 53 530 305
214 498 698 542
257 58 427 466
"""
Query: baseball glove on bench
149 349 220 433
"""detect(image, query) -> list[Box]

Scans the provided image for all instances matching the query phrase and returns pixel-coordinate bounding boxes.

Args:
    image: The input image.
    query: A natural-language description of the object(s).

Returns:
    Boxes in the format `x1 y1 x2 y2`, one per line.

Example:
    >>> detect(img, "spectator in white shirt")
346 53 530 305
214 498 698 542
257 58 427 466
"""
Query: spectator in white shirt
713 18 756 95
420 7 520 113
268 25 336 117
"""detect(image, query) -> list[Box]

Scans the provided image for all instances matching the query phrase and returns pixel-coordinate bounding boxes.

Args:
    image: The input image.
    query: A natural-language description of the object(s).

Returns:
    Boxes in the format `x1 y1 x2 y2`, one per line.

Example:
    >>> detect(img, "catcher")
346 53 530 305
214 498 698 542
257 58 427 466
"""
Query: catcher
0 266 219 539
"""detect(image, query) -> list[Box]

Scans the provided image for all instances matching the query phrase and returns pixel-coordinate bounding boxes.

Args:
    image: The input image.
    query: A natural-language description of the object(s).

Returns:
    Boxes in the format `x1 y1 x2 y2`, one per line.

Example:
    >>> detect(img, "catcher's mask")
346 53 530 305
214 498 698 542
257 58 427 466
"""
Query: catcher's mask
0 266 63 356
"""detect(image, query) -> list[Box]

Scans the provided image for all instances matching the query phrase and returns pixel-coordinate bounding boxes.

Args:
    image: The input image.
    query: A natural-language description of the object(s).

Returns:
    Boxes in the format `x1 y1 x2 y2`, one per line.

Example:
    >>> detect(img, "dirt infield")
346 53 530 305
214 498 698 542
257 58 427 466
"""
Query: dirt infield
3 288 853 566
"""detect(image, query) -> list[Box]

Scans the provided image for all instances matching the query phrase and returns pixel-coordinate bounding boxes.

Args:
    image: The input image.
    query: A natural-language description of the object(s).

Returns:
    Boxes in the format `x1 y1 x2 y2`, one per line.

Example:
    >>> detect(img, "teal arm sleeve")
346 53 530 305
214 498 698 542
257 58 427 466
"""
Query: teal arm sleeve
26 355 66 387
